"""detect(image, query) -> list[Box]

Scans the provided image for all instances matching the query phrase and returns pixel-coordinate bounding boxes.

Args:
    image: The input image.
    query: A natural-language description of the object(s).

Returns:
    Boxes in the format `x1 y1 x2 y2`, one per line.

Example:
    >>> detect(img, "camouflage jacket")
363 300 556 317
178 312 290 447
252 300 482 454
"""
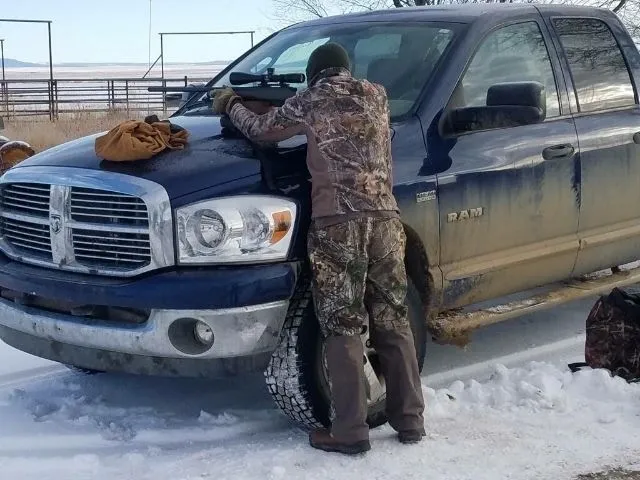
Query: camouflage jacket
227 67 399 221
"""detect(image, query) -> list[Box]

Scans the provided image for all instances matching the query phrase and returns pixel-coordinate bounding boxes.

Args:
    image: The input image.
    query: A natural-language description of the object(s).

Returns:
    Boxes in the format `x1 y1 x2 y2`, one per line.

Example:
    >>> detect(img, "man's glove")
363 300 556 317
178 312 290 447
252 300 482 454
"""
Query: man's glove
212 87 239 114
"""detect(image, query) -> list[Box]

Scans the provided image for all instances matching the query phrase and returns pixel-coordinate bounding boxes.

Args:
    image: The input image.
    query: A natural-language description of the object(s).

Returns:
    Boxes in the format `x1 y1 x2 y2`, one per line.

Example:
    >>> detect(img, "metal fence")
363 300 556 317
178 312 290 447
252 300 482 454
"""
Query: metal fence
0 76 210 119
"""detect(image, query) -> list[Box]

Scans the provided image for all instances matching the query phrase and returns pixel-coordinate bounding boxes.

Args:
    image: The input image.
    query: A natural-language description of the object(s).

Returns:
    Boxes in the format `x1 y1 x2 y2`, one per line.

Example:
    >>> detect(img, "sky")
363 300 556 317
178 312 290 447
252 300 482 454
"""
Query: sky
0 0 288 64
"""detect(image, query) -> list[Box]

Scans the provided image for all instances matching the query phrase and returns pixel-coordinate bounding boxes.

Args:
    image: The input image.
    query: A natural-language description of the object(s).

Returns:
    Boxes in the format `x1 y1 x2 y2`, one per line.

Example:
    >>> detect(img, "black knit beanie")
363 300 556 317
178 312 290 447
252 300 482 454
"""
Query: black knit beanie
306 42 351 85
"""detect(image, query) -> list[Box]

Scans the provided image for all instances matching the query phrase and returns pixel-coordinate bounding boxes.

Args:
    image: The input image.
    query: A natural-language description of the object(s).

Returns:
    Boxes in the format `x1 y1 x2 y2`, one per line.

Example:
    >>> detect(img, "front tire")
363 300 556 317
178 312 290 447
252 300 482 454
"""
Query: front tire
264 276 426 429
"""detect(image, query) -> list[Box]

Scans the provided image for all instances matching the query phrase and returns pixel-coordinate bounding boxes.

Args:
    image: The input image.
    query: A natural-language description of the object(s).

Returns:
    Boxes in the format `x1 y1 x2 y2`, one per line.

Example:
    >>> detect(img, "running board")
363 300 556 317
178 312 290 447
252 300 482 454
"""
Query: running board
429 263 640 347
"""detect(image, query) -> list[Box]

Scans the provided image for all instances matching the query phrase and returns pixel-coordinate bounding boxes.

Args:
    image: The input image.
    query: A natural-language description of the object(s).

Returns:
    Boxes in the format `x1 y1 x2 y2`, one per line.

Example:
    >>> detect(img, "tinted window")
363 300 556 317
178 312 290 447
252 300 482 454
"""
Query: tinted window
352 33 402 78
453 22 560 118
553 18 636 113
262 39 330 74
209 23 456 118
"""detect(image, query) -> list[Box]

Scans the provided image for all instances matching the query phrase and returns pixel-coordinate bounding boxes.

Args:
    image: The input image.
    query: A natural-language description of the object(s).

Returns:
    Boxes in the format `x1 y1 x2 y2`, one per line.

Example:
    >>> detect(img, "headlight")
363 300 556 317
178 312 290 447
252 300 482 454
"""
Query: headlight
176 196 297 264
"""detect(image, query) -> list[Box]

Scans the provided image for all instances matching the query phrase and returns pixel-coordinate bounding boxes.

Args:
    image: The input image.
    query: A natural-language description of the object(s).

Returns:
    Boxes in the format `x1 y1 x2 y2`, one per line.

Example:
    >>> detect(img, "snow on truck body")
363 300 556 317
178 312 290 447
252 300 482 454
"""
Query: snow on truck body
1 4 640 428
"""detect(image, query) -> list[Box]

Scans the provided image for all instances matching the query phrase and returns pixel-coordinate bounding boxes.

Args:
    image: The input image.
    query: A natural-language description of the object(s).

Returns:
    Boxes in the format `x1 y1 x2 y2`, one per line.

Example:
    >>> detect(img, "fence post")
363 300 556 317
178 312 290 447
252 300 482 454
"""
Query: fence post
1 80 7 117
184 75 187 87
53 80 59 118
48 78 54 121
125 80 130 116
162 79 167 115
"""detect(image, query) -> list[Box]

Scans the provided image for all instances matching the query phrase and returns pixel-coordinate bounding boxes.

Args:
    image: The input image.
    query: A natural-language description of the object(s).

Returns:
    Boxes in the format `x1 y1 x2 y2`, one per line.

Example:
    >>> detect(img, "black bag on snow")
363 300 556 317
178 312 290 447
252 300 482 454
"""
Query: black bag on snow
569 287 640 383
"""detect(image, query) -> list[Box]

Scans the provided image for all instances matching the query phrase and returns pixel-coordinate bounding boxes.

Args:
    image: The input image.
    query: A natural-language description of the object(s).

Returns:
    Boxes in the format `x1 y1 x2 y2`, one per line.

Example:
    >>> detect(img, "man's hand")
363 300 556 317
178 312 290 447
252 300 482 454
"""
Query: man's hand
212 87 239 114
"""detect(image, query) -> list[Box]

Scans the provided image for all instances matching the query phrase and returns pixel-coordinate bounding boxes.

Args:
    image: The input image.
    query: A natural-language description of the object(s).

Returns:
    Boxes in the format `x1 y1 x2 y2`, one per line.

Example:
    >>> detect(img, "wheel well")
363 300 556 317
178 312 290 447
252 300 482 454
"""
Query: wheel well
403 223 435 319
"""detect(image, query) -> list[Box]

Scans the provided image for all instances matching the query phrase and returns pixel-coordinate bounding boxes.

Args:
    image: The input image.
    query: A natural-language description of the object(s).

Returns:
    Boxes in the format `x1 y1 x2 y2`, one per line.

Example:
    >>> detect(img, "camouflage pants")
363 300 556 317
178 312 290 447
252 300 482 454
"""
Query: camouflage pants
308 216 424 441
307 216 409 337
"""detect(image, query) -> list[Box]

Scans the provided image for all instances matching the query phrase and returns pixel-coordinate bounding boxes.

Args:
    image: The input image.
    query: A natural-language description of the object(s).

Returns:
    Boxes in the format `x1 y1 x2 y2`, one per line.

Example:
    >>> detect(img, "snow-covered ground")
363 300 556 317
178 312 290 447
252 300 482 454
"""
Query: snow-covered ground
1 297 639 480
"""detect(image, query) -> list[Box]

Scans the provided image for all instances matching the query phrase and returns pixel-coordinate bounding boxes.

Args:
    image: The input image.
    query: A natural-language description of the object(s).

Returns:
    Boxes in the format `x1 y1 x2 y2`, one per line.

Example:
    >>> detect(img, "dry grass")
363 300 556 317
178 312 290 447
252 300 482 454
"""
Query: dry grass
1 110 149 153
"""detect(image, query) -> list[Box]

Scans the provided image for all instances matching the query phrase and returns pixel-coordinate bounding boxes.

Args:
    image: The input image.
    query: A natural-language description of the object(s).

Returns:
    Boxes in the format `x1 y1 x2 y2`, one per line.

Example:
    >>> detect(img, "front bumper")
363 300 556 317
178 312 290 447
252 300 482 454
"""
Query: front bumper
0 298 288 358
0 299 289 377
0 258 299 377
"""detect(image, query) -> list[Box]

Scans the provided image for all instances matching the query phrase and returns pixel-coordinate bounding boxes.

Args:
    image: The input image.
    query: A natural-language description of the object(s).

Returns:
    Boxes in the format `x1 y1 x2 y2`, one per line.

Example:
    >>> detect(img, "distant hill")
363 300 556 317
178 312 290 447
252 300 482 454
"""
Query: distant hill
3 58 43 68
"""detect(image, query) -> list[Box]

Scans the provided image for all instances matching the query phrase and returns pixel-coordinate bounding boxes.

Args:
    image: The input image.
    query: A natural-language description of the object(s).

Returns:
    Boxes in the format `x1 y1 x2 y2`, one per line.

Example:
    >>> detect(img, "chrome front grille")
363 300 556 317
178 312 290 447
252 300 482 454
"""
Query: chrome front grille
70 187 148 227
72 228 151 269
0 216 52 260
2 183 50 218
0 167 174 277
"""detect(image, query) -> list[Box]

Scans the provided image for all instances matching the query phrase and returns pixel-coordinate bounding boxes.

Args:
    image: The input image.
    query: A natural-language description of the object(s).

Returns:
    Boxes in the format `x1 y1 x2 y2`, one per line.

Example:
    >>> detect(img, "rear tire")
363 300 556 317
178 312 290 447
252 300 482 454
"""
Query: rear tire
264 276 426 429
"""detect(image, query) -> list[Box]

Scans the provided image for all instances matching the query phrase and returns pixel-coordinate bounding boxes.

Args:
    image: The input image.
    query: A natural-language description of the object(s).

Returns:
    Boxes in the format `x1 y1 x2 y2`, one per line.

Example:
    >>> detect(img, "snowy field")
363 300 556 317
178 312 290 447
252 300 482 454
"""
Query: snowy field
1 296 639 480
3 64 226 81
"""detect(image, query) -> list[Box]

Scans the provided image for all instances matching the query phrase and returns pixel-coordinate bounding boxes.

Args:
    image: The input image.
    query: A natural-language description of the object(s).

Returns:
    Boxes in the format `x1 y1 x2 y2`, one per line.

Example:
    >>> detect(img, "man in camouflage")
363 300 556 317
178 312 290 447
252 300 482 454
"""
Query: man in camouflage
214 42 425 455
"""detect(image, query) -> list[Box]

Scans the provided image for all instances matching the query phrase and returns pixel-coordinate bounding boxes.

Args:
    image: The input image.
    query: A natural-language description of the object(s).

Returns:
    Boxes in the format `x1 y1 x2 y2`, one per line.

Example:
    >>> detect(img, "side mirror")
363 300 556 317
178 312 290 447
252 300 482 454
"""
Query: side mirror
442 81 546 136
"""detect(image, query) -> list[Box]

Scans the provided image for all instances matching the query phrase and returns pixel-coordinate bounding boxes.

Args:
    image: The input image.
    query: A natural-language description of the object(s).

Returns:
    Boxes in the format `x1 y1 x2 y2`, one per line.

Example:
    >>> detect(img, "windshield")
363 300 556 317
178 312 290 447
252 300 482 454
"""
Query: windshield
199 21 457 118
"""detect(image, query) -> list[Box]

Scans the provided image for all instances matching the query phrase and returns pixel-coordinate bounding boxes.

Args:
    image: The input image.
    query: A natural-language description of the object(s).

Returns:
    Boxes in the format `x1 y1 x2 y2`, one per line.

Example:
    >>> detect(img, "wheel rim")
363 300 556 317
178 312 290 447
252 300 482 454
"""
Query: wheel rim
317 325 387 408
361 326 387 405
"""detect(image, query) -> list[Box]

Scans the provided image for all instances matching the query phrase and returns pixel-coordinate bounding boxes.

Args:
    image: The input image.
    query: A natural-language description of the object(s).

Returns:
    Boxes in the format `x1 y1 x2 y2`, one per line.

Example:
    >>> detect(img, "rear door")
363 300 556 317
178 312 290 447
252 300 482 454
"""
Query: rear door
545 14 640 276
432 17 581 309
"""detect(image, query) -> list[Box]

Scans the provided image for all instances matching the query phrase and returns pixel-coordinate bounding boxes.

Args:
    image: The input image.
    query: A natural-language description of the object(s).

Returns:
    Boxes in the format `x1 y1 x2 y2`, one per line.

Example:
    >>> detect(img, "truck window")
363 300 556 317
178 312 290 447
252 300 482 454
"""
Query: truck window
209 22 457 119
552 18 636 113
352 33 402 78
452 21 560 118
267 38 330 75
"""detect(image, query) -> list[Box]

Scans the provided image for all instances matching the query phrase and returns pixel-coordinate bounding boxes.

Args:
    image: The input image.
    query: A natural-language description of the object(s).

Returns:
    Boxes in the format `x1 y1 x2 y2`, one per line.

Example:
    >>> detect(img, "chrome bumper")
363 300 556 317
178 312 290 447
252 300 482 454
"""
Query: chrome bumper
0 298 289 359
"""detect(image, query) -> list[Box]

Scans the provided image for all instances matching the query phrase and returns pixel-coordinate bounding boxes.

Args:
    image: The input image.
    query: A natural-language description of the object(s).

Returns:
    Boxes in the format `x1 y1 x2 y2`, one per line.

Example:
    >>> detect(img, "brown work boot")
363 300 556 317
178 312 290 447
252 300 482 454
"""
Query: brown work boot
309 429 371 455
398 428 426 445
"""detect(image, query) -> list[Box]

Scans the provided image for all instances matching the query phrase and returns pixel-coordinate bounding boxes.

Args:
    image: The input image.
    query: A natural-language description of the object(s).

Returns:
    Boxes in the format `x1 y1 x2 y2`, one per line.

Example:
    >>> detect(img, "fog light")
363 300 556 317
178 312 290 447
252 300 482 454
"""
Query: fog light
194 321 214 346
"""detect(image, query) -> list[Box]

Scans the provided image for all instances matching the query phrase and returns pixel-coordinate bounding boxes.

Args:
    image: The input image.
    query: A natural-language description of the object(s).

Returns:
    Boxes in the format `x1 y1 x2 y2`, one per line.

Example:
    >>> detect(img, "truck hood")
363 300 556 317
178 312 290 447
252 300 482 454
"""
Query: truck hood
13 116 263 199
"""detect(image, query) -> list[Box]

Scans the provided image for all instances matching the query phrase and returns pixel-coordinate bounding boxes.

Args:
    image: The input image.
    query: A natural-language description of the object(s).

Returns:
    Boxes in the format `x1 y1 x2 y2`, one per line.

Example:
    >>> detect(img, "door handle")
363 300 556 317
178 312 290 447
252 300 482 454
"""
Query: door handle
542 144 575 160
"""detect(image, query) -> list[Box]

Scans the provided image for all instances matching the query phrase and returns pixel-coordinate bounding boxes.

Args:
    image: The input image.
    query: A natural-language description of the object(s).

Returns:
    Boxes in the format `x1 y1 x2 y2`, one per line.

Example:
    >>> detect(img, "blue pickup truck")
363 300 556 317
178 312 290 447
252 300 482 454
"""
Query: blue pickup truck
1 4 640 429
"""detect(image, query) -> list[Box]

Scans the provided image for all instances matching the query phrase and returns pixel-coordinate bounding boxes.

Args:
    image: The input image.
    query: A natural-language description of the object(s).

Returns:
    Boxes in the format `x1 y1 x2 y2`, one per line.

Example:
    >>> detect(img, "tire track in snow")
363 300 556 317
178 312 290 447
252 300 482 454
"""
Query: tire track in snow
0 365 66 391
0 413 290 457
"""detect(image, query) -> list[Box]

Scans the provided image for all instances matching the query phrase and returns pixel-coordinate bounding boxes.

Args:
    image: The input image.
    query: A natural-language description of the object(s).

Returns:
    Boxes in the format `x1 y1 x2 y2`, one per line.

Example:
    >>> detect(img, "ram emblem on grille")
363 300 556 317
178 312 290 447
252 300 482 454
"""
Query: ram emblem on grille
50 214 62 234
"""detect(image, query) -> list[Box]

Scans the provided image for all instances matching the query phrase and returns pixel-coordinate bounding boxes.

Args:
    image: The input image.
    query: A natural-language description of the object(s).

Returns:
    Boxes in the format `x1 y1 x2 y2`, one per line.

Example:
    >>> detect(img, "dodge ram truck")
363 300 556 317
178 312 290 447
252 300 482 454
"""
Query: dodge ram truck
1 4 640 430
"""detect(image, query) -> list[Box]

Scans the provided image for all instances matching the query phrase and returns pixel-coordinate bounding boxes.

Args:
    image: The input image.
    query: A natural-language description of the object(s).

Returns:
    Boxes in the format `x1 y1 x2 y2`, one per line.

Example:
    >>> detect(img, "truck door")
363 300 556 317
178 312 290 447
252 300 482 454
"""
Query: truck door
545 15 640 276
431 19 580 309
